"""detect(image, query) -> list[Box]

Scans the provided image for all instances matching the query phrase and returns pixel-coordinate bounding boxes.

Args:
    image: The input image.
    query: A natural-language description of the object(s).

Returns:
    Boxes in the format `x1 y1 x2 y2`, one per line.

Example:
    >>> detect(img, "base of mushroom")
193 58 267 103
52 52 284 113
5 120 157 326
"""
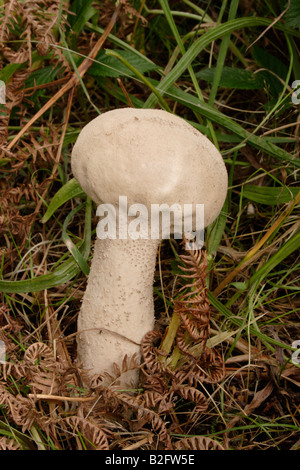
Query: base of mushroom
76 327 146 388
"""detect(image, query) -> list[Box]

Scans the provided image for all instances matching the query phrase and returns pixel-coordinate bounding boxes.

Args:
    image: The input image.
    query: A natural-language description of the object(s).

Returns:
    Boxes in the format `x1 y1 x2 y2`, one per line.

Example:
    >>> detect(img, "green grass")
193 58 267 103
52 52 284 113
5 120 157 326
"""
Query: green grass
0 0 299 451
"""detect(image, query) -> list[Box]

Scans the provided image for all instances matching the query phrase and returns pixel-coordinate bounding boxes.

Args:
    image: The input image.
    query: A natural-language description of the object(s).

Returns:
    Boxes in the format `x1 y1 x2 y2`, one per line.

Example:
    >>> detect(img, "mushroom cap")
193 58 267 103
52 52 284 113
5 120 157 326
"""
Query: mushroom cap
71 108 227 228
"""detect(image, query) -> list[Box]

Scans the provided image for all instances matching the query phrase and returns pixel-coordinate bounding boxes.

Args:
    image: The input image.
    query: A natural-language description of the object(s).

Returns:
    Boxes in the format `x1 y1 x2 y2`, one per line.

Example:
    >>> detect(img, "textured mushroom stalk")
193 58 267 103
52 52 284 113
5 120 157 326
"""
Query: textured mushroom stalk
77 237 159 384
71 107 228 386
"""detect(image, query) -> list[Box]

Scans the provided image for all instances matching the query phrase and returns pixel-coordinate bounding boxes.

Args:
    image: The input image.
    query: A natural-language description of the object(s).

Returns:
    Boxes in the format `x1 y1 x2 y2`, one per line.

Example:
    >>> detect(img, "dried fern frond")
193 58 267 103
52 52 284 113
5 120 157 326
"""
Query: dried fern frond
173 349 225 387
0 383 45 432
64 416 109 450
120 0 148 26
141 330 166 377
0 0 70 65
0 0 29 63
175 435 225 450
138 390 174 415
171 384 208 414
24 342 61 395
192 348 225 384
142 241 225 385
0 436 21 450
119 392 173 450
175 323 208 360
88 378 173 450
0 0 71 148
174 246 211 350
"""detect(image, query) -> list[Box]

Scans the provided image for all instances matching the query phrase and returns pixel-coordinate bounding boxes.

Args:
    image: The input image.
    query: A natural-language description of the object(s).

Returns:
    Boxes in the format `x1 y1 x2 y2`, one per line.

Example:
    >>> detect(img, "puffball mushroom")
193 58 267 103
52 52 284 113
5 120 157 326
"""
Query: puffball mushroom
71 108 228 385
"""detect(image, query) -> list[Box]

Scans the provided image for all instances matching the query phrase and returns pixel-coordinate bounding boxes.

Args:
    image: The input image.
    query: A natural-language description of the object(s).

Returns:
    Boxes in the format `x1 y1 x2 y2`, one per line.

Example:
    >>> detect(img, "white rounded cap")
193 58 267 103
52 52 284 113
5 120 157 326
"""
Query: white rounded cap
71 108 228 228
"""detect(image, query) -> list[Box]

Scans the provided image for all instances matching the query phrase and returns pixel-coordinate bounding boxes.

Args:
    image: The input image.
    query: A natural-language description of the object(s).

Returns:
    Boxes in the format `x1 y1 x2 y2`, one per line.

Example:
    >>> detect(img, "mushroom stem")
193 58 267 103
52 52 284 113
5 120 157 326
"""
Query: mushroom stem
77 237 160 384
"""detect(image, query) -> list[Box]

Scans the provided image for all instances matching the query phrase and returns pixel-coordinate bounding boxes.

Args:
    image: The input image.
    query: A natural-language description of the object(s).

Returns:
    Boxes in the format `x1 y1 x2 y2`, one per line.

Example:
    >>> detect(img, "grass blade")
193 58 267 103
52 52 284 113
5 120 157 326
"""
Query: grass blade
208 292 293 351
62 203 90 276
105 49 171 111
249 228 300 287
41 178 84 223
208 0 239 105
0 198 92 293
158 0 218 146
160 84 299 166
144 16 300 109
243 186 299 205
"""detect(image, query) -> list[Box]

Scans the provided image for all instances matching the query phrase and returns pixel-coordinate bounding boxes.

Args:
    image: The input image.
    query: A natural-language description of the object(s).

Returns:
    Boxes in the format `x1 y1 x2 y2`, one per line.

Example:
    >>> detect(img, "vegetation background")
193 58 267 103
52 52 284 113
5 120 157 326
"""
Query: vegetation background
0 0 299 450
